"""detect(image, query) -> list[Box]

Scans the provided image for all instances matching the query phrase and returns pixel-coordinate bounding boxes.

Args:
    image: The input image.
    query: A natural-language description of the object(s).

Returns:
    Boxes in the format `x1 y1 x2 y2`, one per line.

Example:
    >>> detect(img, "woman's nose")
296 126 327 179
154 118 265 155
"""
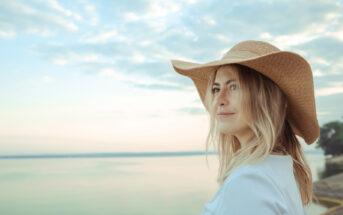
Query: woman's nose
218 89 229 106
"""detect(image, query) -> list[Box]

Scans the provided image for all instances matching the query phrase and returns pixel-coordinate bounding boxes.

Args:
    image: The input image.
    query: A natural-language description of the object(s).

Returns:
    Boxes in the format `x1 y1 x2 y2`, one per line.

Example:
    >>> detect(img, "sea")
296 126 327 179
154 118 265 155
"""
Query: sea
0 150 331 215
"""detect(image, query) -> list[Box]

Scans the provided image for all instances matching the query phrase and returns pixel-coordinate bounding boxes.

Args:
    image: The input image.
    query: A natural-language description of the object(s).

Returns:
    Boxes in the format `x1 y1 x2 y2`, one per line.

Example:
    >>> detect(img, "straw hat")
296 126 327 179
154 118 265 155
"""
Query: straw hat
171 40 320 145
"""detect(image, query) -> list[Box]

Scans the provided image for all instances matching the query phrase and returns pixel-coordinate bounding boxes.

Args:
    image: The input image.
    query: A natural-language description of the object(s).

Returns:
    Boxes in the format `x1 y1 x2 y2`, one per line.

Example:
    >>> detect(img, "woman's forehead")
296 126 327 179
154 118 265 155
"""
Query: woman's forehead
215 65 239 79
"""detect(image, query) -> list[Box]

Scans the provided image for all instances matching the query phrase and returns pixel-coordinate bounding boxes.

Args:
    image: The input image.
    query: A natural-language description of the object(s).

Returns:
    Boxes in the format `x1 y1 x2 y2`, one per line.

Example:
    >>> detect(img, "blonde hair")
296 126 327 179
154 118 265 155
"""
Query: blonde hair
203 64 313 206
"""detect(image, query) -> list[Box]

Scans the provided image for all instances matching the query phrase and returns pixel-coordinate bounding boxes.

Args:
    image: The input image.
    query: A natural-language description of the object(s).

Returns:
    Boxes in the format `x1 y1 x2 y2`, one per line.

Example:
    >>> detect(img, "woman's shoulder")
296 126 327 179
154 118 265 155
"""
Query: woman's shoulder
225 164 273 184
223 165 283 197
224 155 293 187
218 166 289 214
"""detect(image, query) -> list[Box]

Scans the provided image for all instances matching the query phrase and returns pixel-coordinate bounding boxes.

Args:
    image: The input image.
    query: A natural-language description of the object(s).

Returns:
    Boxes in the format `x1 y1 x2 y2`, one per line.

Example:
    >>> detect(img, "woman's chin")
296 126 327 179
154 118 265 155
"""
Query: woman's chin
218 126 235 135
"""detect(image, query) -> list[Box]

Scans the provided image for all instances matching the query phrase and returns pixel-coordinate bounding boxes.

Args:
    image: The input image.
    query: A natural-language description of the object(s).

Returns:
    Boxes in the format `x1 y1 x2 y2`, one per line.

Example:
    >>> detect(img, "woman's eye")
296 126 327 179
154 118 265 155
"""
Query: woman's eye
212 88 219 93
212 85 238 94
230 84 237 90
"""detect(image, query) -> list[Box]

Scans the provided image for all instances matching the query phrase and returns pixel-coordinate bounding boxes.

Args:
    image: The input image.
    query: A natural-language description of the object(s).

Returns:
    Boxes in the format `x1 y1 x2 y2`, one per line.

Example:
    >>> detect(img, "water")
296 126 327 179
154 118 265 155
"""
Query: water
0 152 329 215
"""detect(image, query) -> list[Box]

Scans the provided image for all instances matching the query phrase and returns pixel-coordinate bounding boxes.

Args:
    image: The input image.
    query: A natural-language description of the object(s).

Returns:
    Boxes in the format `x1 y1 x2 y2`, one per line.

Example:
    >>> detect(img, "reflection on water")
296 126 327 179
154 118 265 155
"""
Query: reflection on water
0 152 331 215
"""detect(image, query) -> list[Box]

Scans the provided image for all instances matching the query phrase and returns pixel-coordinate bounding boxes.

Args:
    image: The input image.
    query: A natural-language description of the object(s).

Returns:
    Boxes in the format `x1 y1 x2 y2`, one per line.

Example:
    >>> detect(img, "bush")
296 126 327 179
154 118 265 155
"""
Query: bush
316 120 343 156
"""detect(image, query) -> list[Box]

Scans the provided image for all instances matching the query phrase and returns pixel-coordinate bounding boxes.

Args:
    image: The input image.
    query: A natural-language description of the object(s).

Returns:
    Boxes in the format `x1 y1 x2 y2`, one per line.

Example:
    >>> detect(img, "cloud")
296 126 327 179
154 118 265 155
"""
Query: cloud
0 0 103 38
0 0 79 37
313 70 324 77
124 12 140 22
308 57 330 67
49 52 82 65
12 0 343 102
262 22 325 49
81 29 124 44
98 67 182 90
84 4 99 26
120 0 195 33
42 76 55 82
0 30 15 38
40 0 82 21
315 82 343 96
122 0 184 22
202 15 216 26
52 57 68 65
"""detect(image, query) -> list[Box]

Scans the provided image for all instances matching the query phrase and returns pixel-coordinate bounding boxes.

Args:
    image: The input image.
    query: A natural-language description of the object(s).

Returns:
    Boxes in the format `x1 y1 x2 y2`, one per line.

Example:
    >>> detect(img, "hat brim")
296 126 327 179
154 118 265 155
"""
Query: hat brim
171 51 320 145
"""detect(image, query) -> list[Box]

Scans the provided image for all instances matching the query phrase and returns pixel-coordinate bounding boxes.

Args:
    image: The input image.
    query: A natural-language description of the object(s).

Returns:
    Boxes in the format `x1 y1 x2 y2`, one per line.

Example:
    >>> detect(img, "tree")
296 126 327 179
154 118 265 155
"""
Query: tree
316 120 343 156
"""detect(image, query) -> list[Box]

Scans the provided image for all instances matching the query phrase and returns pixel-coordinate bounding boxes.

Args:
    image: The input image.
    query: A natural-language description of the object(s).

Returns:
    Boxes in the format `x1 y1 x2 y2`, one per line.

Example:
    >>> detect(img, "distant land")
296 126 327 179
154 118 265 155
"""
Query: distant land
0 149 324 159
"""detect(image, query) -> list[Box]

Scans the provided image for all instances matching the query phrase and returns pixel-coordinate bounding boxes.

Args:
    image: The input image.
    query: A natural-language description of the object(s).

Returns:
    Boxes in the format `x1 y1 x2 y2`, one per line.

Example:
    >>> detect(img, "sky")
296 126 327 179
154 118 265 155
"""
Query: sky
0 0 342 155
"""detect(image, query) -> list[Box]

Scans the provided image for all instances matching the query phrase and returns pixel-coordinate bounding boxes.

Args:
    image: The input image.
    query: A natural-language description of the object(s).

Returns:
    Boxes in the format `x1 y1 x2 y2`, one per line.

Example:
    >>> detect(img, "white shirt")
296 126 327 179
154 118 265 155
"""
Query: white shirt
201 154 308 215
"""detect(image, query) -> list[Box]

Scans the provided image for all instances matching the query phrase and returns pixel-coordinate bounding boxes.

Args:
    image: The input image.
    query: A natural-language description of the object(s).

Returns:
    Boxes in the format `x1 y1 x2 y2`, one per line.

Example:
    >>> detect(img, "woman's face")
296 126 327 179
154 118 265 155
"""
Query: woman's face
212 65 251 139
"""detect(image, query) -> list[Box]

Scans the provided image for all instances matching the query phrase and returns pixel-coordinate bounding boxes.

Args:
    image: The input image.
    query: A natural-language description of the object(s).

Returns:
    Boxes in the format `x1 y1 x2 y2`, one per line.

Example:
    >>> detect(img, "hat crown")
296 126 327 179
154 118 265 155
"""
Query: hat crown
222 40 280 60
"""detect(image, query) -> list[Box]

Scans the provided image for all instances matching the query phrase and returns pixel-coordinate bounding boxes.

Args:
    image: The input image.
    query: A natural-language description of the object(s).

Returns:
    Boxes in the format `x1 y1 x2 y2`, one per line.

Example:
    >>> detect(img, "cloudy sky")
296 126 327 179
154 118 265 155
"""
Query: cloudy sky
0 0 342 155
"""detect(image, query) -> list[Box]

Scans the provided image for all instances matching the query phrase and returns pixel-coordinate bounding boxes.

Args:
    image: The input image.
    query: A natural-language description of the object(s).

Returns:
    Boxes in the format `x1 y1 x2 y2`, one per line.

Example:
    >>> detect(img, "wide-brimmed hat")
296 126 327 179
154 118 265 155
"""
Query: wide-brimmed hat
171 40 320 145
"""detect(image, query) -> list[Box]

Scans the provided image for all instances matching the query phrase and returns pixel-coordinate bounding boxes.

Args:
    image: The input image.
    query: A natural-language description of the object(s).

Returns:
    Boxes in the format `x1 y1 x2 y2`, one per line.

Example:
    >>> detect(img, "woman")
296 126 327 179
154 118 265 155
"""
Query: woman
171 40 319 214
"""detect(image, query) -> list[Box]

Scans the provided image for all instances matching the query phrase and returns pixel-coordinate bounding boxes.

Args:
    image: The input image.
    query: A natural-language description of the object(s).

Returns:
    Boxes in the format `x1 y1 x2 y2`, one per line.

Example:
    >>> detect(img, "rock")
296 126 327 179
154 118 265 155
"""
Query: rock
326 154 343 165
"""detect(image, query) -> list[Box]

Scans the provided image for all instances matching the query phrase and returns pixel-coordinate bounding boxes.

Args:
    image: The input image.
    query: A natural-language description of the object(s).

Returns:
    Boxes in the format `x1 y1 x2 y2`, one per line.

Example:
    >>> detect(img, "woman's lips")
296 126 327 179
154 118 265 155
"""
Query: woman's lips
217 113 235 118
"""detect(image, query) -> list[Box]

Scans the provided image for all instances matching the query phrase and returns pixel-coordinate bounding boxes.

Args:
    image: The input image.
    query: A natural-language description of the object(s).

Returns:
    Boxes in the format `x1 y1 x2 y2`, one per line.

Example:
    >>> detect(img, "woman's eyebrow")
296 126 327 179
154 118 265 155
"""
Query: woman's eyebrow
213 79 237 86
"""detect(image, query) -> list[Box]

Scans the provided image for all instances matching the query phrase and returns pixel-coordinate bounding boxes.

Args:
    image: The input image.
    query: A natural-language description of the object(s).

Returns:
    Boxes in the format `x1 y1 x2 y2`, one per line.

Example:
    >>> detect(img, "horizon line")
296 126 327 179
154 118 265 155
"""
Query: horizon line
0 149 324 159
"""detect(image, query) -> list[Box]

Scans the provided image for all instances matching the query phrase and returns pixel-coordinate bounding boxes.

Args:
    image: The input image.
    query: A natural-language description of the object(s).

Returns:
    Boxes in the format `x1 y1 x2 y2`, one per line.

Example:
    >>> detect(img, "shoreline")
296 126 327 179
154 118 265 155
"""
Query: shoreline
313 154 343 215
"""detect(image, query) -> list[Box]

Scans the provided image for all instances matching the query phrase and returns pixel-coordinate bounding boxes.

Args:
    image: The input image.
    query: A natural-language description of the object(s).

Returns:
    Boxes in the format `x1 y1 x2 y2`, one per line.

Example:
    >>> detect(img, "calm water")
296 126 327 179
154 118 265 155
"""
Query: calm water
0 152 329 215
